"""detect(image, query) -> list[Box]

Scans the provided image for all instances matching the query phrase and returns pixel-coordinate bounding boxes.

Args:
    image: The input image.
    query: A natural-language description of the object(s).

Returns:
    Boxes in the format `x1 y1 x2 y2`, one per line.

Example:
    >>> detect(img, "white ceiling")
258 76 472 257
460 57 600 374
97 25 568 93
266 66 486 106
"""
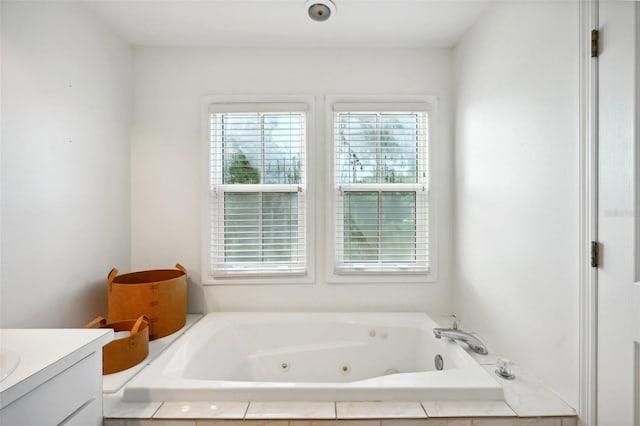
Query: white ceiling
89 1 492 49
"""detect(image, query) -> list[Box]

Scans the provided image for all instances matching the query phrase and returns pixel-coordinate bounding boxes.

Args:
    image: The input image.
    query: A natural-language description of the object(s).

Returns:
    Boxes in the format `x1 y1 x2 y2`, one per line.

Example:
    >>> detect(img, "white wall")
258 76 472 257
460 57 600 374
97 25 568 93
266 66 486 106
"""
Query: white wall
452 3 579 407
1 2 132 327
131 47 453 314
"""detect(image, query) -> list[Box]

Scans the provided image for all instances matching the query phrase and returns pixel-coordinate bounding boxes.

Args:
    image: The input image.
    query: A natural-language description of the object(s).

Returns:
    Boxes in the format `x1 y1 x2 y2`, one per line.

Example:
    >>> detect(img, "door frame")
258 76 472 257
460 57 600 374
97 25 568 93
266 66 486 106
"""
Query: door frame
635 4 640 425
578 0 598 425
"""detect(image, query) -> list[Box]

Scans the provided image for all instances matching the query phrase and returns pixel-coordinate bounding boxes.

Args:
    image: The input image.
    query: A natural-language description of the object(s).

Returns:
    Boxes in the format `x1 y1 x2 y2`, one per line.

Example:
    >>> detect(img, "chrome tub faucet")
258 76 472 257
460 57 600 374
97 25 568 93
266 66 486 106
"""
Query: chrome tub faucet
433 323 489 355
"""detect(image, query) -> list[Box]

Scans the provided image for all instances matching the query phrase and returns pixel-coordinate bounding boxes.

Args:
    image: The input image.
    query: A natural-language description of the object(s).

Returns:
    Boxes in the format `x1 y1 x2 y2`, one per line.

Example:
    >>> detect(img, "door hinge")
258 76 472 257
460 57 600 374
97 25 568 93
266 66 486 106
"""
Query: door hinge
591 241 599 268
591 29 599 58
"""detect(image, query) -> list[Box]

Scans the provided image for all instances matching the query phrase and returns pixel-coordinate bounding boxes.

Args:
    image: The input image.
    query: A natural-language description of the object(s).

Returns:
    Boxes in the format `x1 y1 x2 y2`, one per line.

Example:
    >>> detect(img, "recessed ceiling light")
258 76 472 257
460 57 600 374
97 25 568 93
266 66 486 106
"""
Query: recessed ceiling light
306 0 336 22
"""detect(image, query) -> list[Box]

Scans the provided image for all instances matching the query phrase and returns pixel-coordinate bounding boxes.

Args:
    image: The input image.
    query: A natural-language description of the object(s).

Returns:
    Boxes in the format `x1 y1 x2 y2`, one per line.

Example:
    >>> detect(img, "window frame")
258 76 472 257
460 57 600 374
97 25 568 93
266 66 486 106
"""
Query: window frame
325 95 438 284
201 96 316 285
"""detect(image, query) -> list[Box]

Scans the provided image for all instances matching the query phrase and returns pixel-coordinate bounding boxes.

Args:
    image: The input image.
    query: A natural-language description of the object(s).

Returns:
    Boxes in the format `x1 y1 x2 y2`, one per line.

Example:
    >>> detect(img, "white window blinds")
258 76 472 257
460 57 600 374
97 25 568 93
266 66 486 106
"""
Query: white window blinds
334 108 430 274
209 106 307 276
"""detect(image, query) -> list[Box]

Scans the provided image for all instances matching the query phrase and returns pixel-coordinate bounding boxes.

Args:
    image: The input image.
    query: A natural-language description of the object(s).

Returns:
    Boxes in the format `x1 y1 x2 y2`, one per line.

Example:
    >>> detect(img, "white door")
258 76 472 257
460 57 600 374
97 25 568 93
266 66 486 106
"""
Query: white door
597 2 640 425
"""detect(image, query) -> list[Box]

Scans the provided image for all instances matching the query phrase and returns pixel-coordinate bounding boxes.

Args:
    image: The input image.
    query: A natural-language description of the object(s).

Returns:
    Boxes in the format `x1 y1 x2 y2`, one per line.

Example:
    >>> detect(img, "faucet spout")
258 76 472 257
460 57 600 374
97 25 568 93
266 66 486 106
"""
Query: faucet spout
433 328 488 355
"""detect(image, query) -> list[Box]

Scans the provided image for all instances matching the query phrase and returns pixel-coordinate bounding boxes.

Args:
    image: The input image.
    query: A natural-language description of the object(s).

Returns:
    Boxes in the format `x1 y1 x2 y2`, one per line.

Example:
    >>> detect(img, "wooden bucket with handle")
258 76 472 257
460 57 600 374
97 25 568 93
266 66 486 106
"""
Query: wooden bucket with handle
85 316 149 375
107 264 187 340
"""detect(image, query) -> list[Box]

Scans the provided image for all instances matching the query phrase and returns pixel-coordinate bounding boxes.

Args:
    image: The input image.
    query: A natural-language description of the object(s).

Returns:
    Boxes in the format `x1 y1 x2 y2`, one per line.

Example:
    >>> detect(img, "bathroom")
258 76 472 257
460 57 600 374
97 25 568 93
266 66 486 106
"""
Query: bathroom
0 0 637 425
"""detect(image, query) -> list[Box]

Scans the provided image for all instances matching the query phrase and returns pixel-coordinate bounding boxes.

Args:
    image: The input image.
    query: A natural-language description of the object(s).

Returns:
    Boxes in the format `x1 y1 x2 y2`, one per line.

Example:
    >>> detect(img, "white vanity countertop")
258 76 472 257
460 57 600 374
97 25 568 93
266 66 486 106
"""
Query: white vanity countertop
0 328 113 409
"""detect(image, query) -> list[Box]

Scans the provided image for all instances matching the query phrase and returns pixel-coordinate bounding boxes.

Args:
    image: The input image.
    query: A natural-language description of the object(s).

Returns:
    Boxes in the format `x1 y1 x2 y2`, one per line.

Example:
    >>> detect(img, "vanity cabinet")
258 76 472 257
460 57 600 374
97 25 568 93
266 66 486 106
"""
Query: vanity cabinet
0 329 112 426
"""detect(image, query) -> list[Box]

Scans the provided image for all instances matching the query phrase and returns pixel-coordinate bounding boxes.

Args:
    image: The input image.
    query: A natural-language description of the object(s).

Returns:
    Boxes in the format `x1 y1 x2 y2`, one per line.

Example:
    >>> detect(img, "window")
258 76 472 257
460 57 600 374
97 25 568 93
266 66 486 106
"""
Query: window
333 103 430 274
208 102 307 277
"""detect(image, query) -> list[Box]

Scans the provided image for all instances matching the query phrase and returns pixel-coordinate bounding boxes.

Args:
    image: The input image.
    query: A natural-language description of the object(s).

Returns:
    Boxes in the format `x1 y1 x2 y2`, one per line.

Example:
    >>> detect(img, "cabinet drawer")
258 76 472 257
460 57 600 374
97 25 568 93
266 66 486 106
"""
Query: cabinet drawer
0 352 101 426
61 398 101 426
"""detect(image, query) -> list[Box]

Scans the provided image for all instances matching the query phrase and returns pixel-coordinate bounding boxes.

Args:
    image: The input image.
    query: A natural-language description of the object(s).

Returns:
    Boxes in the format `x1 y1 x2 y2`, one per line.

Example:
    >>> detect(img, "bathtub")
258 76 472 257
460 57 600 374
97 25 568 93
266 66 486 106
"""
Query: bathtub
123 312 503 402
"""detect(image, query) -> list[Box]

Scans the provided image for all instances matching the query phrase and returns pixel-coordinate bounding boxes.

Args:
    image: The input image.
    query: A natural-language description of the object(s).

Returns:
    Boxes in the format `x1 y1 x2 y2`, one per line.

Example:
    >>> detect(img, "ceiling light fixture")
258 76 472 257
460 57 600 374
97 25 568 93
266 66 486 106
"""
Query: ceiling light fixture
306 0 336 22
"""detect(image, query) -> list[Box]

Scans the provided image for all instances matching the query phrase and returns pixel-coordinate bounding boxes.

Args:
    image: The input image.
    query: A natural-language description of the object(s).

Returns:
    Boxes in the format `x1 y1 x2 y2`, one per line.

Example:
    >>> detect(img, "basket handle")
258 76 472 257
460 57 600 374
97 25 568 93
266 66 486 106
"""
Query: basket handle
108 268 118 283
107 268 118 292
85 316 107 329
175 263 187 274
130 315 148 337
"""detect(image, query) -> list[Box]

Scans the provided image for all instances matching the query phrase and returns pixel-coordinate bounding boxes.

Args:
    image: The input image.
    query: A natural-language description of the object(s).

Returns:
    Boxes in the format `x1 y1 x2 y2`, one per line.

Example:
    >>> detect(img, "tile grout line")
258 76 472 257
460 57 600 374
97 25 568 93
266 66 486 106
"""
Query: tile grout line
150 401 165 419
419 402 429 418
502 399 521 418
242 401 250 420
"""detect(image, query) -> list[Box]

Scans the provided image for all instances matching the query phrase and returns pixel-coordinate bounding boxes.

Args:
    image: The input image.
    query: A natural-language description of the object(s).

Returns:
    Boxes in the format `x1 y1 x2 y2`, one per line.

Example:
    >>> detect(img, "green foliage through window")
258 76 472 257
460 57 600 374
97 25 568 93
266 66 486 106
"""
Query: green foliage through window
211 110 306 273
335 110 428 270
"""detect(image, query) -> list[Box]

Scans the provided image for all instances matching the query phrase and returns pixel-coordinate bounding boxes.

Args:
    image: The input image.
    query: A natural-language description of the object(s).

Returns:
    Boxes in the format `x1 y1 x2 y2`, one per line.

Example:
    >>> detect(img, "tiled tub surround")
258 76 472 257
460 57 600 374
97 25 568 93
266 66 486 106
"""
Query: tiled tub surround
103 400 576 425
104 377 577 424
104 420 576 426
104 314 576 425
122 313 502 402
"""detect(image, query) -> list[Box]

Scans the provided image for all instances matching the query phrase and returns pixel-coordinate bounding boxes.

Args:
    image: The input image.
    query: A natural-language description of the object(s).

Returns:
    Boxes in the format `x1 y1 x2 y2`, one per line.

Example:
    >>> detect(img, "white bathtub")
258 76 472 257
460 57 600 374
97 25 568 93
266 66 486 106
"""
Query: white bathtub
123 312 504 402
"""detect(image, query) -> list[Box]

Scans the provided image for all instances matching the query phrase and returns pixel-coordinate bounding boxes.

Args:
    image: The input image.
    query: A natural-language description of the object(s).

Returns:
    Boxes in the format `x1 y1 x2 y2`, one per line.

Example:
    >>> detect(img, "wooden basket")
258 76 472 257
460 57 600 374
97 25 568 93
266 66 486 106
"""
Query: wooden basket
107 264 187 340
85 316 149 375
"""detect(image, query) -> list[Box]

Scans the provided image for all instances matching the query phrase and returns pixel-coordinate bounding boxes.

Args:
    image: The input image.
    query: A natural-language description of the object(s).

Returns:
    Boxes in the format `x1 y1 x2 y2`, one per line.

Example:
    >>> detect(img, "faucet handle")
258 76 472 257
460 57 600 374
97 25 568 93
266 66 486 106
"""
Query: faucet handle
495 358 516 379
440 314 460 330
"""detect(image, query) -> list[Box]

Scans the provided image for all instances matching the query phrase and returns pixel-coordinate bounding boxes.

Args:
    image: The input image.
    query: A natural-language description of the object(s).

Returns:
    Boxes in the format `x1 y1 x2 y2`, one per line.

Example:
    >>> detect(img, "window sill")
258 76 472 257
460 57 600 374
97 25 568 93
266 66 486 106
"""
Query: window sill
202 272 315 286
327 271 437 285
